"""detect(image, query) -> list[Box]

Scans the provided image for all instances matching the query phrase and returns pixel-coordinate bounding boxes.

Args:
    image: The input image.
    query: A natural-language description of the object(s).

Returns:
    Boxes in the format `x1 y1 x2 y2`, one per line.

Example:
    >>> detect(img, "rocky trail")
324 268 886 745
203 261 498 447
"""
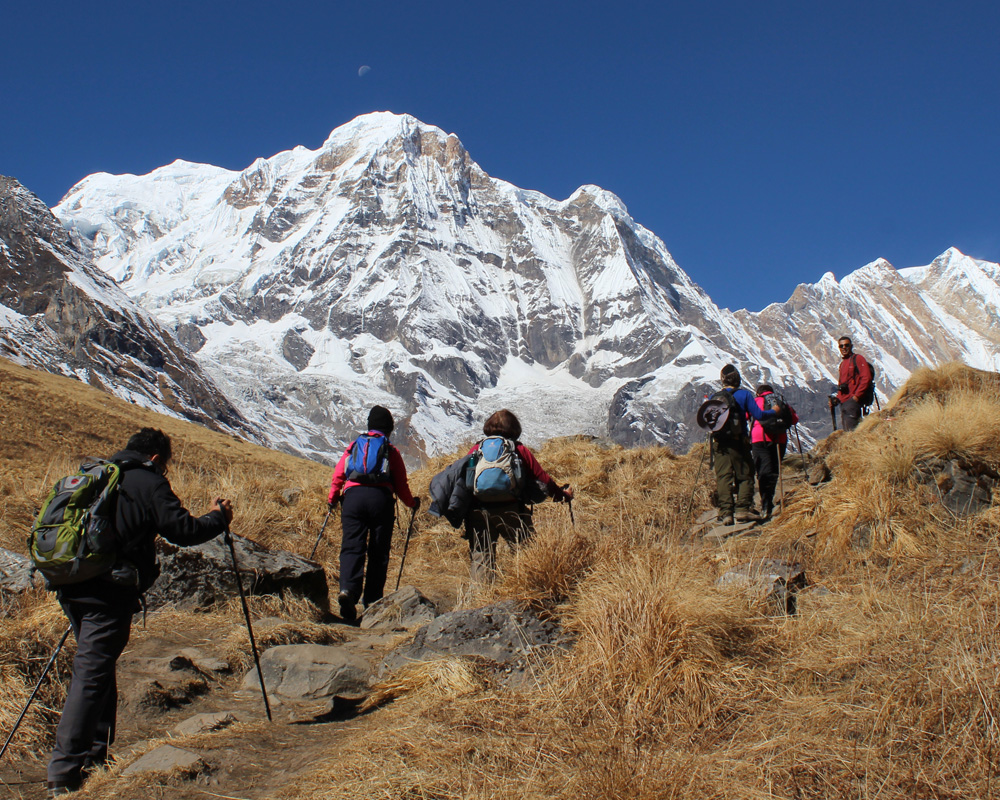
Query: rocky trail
6 443 989 799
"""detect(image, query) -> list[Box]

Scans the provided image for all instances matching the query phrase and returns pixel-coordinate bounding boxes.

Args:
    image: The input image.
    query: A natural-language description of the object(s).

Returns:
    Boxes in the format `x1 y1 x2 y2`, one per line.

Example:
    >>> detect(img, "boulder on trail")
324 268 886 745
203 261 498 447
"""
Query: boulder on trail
172 711 238 737
915 458 996 517
360 585 438 630
0 548 36 597
806 459 831 485
123 744 206 776
241 643 371 701
145 533 328 611
382 601 570 686
704 519 759 541
717 559 807 615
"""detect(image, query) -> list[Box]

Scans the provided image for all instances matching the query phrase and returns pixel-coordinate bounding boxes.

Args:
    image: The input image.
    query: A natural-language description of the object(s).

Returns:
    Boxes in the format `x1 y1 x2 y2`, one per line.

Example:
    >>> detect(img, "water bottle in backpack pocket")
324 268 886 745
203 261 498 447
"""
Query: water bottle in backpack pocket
28 461 122 588
346 434 392 484
471 437 523 502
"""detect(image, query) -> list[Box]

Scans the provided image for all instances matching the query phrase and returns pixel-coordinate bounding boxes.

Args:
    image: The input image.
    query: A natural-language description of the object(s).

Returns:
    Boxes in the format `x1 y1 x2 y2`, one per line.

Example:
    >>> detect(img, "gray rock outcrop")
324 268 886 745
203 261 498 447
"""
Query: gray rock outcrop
717 559 807 615
382 601 570 685
241 643 371 701
916 458 996 516
145 533 328 611
360 585 438 630
0 548 35 596
123 744 205 776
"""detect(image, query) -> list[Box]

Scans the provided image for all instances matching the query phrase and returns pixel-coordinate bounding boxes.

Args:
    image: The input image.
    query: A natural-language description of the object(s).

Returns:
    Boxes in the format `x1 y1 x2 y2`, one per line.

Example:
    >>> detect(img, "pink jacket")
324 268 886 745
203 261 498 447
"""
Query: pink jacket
750 393 799 444
327 432 416 508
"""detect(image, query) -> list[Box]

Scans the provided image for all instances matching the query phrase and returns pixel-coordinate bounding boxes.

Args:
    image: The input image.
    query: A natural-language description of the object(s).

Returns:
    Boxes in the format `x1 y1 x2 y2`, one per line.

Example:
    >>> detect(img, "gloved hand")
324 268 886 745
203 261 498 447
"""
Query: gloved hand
412 496 421 511
328 493 341 510
552 485 574 503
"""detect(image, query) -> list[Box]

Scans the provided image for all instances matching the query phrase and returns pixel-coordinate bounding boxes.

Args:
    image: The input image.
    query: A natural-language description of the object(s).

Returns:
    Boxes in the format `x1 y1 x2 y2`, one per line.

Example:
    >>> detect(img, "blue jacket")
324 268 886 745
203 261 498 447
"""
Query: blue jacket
726 387 776 438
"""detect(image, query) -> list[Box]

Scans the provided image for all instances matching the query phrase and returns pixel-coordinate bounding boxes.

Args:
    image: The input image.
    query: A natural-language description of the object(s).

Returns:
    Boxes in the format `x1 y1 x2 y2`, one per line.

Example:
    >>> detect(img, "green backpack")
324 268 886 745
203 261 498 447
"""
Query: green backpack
28 461 122 587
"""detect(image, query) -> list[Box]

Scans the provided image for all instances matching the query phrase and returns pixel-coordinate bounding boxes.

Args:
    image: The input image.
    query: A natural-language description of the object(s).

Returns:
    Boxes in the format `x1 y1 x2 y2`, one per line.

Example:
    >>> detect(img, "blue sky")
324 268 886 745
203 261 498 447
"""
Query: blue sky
3 1 997 311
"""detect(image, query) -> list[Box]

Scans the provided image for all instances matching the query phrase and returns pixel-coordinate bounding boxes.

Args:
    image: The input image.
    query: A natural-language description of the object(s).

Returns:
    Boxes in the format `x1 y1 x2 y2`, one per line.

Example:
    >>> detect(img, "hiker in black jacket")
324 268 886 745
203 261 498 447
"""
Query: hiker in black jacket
46 428 232 797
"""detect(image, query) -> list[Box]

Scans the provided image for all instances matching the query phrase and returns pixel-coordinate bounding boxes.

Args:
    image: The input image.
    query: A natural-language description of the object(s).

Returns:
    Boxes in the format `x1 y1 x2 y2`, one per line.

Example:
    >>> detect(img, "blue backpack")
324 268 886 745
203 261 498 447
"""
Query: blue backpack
471 437 523 502
346 434 392 484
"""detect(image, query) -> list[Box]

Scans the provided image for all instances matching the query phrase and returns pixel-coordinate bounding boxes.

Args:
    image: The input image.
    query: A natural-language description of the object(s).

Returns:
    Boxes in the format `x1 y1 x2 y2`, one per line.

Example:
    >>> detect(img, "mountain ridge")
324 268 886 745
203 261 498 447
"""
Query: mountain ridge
2 111 994 460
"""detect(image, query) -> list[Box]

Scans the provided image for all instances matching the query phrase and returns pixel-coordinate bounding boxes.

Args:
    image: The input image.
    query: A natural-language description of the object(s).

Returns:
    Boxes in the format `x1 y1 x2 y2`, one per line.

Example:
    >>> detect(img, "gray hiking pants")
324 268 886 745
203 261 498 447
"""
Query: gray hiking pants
713 438 755 516
840 399 862 431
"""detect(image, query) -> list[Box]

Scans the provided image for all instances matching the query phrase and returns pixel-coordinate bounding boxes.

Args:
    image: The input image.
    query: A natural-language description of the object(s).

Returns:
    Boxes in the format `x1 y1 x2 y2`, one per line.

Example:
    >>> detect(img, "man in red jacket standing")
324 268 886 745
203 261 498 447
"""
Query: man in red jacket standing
830 336 873 432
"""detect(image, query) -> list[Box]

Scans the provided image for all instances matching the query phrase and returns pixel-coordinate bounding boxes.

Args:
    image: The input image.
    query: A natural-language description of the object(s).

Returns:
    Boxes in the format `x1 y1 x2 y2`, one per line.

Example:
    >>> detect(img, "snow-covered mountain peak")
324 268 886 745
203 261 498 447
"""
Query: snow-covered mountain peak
841 258 897 289
566 185 630 217
38 113 1000 460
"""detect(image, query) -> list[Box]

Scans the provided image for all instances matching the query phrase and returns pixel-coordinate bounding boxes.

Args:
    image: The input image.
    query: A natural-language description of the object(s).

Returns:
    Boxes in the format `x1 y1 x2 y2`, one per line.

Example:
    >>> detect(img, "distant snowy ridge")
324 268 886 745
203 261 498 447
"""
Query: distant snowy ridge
0 176 256 437
44 112 1000 459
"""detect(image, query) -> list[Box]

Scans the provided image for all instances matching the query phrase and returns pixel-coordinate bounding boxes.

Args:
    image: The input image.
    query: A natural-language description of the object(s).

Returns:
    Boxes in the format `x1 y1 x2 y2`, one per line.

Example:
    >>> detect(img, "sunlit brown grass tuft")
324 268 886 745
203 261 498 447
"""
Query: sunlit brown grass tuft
555 551 775 736
360 657 485 712
0 597 75 759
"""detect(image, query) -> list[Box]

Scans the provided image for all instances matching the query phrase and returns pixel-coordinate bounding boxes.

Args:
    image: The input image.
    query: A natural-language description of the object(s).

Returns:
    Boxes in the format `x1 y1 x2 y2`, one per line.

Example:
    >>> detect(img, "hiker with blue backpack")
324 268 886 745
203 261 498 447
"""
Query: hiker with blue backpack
37 428 232 797
463 409 572 583
704 365 778 527
326 406 419 622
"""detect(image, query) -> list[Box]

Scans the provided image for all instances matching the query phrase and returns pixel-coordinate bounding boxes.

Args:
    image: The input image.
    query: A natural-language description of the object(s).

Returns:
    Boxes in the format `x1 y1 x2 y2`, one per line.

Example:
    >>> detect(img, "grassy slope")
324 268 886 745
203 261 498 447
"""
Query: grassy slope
3 358 1000 799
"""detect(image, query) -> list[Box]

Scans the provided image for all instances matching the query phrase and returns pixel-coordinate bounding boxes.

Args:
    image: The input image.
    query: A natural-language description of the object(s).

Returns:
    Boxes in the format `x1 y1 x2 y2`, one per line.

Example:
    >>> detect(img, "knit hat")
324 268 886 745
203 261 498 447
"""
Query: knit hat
367 405 394 436
720 364 741 388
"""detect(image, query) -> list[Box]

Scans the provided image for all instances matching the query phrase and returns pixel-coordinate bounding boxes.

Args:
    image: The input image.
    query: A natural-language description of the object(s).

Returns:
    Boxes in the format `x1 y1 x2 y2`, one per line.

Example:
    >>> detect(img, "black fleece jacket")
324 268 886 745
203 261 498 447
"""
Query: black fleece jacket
57 449 227 609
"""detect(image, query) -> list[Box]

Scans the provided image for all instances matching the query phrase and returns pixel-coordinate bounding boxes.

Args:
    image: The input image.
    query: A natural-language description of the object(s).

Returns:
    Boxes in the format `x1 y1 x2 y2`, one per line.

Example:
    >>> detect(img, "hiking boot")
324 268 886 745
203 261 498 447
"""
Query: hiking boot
47 781 81 797
735 508 761 522
337 591 357 622
721 513 735 526
761 501 774 520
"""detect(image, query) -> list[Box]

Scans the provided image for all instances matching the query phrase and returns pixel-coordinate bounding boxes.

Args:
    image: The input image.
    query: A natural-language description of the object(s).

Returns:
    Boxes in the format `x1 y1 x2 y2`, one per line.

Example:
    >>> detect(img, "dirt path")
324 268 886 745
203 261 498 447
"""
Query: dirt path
0 608 413 800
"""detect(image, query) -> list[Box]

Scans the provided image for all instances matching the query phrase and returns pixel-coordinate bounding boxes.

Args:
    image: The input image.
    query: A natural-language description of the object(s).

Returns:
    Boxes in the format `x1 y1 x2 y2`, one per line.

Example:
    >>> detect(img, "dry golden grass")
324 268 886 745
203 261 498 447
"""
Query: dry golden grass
0 599 75 761
284 364 1000 800
4 360 1000 800
360 657 486 712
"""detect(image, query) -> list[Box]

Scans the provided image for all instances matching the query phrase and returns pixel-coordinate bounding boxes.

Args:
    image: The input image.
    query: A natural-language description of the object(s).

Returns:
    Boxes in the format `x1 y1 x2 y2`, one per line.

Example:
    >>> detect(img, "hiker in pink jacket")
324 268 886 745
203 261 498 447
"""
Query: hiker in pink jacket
750 385 799 519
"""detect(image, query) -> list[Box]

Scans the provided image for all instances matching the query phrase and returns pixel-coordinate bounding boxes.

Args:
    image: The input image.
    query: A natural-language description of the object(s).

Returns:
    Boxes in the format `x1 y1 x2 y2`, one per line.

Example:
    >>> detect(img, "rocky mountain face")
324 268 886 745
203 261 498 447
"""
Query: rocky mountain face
0 176 256 438
17 112 998 460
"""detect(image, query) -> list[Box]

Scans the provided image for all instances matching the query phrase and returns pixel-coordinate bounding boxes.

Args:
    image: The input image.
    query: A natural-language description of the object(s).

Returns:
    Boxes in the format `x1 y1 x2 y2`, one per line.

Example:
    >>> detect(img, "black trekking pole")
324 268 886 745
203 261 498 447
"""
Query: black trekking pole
682 441 710 526
222 523 272 721
829 397 838 432
562 485 575 527
0 625 72 761
309 499 338 561
394 500 419 591
794 425 804 456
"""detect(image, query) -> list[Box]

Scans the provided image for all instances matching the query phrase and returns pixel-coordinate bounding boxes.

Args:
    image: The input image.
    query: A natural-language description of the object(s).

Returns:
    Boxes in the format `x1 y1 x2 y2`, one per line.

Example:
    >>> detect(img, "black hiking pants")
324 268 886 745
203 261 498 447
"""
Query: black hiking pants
752 441 787 514
465 503 535 583
339 485 396 607
48 601 133 785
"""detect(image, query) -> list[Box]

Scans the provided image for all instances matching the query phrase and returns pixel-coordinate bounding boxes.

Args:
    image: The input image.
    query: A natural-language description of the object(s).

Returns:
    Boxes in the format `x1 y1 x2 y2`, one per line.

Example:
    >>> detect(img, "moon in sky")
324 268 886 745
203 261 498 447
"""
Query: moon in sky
358 65 371 77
